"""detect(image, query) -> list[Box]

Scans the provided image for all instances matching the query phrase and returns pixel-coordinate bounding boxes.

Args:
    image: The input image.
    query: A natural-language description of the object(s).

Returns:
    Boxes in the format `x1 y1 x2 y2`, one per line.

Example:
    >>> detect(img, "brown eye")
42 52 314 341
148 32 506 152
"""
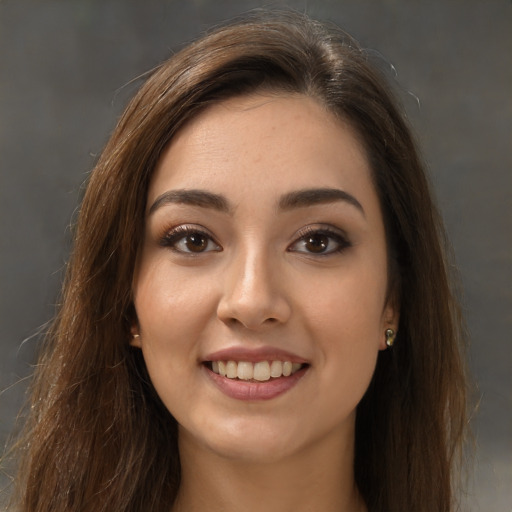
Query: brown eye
289 227 351 256
304 234 329 253
160 226 221 254
185 233 208 252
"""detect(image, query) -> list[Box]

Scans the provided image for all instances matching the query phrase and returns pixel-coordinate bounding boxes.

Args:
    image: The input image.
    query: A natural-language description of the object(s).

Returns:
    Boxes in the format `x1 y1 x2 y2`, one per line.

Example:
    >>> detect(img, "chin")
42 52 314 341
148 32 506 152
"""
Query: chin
179 416 309 464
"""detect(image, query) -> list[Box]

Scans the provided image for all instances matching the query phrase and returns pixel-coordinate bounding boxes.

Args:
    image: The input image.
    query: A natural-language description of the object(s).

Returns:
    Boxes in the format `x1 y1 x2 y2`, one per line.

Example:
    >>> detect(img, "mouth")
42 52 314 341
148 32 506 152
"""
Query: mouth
202 347 310 400
204 360 308 381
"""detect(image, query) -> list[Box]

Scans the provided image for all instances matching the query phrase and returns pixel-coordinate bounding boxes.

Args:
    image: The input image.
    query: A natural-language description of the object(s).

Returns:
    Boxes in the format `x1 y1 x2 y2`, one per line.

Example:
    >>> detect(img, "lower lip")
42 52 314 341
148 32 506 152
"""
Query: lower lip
203 365 308 401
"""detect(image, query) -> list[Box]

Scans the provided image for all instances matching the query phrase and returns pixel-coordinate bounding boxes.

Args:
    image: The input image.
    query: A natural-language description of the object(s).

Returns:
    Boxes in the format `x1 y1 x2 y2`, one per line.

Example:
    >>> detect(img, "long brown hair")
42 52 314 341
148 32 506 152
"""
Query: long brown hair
6 10 468 512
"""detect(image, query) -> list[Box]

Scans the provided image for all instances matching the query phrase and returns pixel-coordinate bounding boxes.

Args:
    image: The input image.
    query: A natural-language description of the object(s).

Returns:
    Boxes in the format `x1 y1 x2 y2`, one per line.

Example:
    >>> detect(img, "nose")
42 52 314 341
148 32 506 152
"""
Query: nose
216 248 292 330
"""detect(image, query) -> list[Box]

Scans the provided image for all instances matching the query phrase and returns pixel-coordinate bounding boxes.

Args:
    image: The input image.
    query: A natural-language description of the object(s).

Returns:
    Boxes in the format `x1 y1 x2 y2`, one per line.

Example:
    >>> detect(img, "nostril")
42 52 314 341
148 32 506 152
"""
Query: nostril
216 279 292 329
224 316 280 330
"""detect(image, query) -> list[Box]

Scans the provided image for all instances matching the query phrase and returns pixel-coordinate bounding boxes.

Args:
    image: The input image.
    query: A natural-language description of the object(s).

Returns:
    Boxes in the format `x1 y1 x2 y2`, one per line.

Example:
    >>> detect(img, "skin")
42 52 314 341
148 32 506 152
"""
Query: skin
131 93 398 512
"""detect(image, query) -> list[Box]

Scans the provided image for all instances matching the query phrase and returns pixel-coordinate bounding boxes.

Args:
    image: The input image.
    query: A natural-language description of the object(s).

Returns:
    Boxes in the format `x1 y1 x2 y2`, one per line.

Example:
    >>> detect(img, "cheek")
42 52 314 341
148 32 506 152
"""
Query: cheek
300 262 387 396
132 263 216 415
135 260 211 330
304 265 388 343
132 261 218 375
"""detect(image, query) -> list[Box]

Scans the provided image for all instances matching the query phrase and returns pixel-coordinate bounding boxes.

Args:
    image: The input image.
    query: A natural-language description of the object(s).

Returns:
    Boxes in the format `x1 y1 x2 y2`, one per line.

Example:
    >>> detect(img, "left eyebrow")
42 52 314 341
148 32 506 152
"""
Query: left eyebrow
278 188 365 217
148 189 232 216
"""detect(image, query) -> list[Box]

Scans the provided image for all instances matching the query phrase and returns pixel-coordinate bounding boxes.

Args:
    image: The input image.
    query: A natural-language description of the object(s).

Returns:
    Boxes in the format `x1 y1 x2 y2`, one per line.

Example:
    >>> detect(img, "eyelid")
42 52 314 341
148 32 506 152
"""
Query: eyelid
288 224 351 255
159 224 221 253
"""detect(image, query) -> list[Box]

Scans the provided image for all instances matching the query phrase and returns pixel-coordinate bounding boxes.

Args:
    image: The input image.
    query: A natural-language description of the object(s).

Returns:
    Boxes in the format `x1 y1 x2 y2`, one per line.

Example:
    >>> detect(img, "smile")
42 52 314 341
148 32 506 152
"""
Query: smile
203 360 309 401
202 347 310 400
208 360 305 381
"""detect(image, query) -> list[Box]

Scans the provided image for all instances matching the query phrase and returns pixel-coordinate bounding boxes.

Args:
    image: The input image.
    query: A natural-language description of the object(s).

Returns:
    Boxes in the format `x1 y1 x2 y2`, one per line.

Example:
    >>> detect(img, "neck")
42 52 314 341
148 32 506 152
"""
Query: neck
172 427 366 512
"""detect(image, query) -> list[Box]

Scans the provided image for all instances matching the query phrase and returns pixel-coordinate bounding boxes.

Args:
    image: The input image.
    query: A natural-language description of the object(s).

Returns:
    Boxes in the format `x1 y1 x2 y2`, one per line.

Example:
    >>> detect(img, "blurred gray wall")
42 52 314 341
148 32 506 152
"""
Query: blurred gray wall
1 0 510 509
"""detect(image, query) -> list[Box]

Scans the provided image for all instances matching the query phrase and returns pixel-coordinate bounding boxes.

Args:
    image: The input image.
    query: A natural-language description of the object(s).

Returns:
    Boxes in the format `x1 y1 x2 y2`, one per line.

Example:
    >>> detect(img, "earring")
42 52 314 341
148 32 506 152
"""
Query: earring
132 333 140 339
385 328 396 348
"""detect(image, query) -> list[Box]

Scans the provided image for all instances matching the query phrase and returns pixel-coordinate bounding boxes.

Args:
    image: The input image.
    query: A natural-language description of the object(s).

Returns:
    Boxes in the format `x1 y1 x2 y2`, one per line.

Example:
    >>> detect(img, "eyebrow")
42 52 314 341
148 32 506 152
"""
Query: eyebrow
278 188 365 216
148 189 231 215
148 187 364 217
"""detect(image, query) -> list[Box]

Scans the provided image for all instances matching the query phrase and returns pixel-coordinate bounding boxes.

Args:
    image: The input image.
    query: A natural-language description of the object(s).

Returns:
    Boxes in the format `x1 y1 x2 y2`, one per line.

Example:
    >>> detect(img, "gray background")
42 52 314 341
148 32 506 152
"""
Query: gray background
1 0 510 509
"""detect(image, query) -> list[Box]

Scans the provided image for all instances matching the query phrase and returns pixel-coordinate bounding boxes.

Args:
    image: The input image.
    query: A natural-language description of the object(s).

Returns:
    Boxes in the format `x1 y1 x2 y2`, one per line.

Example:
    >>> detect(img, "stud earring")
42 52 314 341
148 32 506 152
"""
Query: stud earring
385 328 396 348
132 333 140 339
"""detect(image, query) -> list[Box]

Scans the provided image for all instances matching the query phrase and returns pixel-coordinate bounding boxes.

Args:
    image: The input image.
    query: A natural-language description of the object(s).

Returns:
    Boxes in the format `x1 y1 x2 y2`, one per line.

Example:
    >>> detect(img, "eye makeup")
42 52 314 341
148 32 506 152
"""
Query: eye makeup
159 224 221 254
289 224 352 256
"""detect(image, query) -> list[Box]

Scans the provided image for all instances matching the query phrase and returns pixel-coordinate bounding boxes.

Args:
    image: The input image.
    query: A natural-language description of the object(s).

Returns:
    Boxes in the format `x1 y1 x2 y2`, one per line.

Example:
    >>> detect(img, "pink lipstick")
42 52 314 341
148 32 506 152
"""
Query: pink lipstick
202 346 309 401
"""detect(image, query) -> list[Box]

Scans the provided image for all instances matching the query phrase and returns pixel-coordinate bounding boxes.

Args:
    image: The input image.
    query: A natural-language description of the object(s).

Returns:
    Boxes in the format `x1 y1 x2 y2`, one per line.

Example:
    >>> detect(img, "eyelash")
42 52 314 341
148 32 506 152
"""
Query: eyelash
289 225 351 256
159 224 351 256
159 225 221 254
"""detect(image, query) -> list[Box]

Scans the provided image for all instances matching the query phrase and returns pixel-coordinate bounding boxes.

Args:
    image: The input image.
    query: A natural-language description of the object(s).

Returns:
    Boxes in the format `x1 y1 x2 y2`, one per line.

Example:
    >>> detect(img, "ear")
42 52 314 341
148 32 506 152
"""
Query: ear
379 292 400 351
130 324 142 348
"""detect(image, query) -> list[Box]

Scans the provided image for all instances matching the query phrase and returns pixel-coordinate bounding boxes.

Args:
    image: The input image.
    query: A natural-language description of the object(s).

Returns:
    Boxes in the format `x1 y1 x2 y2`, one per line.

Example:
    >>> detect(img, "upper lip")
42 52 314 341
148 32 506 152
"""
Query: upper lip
203 346 309 364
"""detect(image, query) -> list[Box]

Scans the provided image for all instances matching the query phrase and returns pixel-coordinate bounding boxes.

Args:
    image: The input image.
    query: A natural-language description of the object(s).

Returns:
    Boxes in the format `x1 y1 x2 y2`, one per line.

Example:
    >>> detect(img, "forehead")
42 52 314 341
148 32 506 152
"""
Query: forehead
148 93 374 204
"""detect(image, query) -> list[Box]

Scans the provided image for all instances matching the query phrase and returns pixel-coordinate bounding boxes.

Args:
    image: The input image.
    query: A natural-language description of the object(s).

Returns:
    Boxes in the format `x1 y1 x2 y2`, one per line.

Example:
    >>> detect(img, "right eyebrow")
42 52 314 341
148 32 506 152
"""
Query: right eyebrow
278 187 365 217
148 189 232 216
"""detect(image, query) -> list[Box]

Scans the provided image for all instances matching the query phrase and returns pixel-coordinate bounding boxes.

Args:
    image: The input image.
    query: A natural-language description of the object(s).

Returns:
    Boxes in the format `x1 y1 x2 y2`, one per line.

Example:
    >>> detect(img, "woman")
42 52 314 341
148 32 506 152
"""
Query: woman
7 11 468 512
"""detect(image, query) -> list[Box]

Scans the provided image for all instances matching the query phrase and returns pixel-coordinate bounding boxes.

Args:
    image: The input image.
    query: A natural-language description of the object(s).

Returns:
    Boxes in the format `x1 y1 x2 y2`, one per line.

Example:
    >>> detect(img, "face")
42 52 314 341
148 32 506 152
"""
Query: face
132 93 398 462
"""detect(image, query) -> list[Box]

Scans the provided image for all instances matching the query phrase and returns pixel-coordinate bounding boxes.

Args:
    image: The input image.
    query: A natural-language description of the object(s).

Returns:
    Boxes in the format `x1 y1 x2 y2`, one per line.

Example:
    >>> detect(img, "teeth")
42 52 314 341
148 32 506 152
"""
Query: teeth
209 360 304 380
253 361 271 381
237 361 253 380
270 360 282 377
226 360 237 378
